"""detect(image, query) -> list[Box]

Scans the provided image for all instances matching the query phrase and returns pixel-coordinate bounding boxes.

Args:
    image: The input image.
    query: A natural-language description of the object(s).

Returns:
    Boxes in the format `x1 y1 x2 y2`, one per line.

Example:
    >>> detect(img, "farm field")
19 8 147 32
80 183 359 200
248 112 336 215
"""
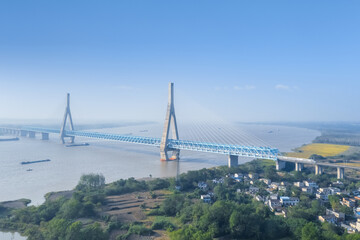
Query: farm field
286 143 350 158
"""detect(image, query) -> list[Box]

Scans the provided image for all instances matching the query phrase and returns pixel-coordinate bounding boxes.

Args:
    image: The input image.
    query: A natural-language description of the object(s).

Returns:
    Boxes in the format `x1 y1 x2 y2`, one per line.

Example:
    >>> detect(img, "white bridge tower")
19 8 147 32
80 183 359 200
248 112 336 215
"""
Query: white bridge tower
160 82 180 161
60 93 75 144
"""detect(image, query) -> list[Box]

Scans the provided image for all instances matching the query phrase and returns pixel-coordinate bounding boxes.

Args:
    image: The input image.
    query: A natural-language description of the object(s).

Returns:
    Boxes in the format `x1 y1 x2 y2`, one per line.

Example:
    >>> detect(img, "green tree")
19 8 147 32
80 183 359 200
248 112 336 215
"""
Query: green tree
42 218 69 240
65 221 83 240
170 224 212 240
161 194 186 216
301 222 321 240
76 173 105 191
59 198 82 219
80 222 108 240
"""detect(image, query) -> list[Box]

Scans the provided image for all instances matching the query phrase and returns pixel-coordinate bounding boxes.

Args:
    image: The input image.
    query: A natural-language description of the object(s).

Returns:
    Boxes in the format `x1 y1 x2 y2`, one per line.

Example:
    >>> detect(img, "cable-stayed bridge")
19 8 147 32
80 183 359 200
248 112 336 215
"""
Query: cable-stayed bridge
0 82 357 179
9 126 279 161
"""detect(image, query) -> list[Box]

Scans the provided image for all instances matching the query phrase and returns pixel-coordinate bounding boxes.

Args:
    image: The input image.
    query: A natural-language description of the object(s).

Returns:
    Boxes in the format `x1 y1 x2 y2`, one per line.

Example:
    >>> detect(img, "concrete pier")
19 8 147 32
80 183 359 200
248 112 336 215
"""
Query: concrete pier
228 155 238 168
337 167 344 179
315 165 323 175
295 162 304 172
276 160 286 170
41 133 49 140
20 130 27 137
29 131 35 138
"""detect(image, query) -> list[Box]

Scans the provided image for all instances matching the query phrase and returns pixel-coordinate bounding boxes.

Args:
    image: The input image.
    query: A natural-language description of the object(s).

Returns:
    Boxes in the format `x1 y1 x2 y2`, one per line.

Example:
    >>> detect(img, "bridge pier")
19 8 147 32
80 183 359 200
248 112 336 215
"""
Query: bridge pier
295 162 304 172
315 165 323 175
228 155 238 168
41 133 49 140
29 131 36 138
20 130 27 137
276 160 286 170
337 167 344 179
160 83 180 161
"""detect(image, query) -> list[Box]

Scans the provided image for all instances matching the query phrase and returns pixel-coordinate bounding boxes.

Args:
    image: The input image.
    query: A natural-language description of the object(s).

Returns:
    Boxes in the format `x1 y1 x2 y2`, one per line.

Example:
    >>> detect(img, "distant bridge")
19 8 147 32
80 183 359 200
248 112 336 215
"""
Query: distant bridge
0 83 356 179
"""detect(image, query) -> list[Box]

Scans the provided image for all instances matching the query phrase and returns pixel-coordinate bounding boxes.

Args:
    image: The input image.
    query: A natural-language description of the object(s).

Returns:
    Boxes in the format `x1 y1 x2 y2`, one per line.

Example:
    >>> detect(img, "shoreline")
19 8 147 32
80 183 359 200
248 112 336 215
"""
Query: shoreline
0 123 320 205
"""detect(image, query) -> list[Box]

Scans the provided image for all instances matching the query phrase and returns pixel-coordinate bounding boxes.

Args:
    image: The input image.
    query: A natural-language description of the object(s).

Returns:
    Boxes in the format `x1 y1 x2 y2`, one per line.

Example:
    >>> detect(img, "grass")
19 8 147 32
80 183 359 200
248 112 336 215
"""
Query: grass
286 143 350 158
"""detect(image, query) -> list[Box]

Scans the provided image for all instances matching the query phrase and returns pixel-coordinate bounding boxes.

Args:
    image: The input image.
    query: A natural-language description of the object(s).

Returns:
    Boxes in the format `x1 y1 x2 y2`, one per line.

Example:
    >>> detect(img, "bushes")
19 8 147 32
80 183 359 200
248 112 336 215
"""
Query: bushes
116 223 152 240
148 178 170 191
160 194 186 216
105 178 148 196
151 217 175 231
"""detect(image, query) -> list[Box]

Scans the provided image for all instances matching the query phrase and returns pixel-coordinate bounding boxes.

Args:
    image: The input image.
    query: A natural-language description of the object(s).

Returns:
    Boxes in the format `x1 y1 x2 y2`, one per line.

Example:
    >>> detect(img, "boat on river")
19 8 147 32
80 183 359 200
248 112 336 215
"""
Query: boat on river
21 159 51 165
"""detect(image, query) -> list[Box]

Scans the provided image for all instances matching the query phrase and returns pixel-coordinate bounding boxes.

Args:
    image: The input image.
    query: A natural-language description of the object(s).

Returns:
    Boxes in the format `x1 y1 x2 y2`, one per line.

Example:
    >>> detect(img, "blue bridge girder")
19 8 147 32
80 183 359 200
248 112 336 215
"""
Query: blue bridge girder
2 126 280 160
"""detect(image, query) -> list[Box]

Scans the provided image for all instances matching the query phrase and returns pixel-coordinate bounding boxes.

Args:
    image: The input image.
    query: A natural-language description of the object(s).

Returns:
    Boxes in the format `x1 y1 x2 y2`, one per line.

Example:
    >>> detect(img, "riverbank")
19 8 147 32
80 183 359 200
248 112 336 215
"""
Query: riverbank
2 158 360 240
0 123 320 206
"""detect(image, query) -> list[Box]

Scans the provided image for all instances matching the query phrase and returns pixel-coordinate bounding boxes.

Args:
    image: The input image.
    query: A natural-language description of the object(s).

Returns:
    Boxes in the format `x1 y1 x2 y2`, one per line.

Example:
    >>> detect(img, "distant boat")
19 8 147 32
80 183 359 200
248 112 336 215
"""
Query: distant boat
26 169 33 171
139 130 148 132
65 143 89 147
21 159 51 165
0 137 19 142
268 131 274 134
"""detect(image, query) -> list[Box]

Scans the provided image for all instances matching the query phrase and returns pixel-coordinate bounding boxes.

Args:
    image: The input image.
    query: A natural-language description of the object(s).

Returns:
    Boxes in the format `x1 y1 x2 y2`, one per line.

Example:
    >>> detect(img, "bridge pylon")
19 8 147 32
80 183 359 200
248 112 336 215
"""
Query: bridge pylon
160 82 180 161
60 93 75 144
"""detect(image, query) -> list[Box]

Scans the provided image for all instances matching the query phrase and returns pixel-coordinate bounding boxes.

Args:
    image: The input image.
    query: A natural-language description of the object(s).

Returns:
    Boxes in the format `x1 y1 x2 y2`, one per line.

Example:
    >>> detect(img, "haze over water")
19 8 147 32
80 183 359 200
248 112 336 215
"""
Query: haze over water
0 123 319 205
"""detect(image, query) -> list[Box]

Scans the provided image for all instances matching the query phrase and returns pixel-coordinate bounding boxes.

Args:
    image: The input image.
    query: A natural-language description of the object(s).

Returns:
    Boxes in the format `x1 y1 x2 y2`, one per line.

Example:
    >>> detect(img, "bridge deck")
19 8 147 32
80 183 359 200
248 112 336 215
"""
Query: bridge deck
2 127 279 160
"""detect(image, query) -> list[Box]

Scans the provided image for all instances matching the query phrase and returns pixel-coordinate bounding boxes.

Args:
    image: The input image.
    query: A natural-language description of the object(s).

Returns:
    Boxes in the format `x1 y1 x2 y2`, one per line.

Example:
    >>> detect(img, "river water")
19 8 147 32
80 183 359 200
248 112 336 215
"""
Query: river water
0 123 319 240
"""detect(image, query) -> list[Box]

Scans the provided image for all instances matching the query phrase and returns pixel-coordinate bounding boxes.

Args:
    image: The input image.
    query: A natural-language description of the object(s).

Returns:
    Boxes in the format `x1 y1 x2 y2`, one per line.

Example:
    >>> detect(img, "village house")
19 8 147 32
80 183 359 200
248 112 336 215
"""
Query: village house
201 194 211 203
304 180 318 189
234 173 244 178
316 192 329 201
259 178 271 185
255 195 265 202
319 215 337 225
331 181 344 188
280 196 299 207
327 209 345 222
350 219 360 232
248 173 259 180
341 197 356 208
269 194 278 200
319 209 345 225
268 199 282 212
269 182 280 190
197 182 208 190
249 186 259 194
212 178 224 184
294 182 304 188
302 186 315 195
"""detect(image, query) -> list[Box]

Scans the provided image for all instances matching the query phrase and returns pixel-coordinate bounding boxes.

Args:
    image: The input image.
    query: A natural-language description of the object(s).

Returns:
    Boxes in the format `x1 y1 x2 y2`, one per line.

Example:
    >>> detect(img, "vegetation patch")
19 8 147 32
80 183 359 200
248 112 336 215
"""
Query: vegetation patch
287 143 350 158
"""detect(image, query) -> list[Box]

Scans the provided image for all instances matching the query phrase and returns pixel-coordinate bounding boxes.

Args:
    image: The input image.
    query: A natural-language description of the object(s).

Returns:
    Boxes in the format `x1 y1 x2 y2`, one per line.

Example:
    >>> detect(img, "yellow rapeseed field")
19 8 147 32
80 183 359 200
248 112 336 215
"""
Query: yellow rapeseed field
287 143 350 158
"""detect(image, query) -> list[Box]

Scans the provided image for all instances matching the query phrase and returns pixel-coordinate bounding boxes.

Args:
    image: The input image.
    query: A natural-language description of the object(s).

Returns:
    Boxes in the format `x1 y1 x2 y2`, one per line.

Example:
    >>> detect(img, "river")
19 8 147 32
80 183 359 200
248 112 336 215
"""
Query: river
0 123 319 240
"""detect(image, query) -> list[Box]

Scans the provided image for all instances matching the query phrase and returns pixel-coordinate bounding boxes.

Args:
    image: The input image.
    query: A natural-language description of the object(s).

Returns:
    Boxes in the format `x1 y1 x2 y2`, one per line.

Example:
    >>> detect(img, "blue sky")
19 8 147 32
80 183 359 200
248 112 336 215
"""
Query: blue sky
1 1 360 123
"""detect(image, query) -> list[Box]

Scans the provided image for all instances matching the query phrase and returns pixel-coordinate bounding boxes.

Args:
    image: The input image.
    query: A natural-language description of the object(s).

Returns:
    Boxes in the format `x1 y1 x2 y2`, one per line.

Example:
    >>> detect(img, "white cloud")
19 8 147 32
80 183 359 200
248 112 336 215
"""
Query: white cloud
275 84 290 90
233 85 256 91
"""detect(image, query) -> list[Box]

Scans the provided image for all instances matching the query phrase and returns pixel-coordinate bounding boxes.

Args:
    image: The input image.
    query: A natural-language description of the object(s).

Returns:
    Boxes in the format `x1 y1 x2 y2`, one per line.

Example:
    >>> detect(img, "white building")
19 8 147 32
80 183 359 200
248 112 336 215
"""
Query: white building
294 182 304 187
234 173 244 178
201 195 211 203
304 181 318 188
280 196 299 206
